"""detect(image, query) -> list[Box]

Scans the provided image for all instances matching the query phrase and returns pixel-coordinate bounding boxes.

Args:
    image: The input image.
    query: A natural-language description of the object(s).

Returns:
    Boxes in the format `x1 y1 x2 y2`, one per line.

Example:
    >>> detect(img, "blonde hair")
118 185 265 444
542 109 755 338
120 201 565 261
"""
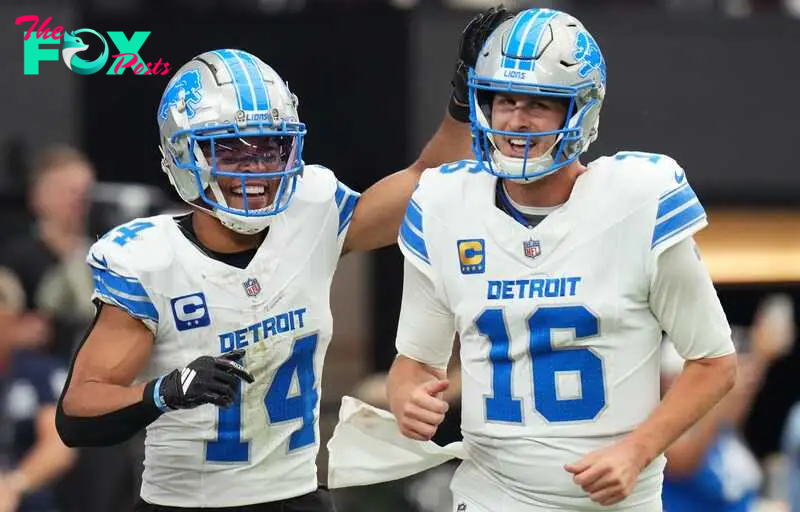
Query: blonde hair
28 145 94 187
0 267 25 314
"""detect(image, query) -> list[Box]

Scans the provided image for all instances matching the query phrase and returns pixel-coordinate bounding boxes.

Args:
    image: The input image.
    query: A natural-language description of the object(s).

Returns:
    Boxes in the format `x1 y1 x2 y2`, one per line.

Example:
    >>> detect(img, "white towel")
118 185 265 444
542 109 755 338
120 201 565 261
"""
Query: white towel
326 396 468 488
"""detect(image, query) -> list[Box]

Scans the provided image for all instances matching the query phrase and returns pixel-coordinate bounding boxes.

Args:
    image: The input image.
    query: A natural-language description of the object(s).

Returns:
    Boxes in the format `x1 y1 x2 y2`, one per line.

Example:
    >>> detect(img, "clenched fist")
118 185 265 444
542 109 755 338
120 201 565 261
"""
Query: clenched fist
392 379 450 441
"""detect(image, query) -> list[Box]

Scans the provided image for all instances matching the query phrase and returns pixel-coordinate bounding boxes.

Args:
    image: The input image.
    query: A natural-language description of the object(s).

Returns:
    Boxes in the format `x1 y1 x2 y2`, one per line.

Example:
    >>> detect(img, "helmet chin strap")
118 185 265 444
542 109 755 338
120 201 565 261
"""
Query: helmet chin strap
216 209 274 235
489 136 561 183
208 180 276 235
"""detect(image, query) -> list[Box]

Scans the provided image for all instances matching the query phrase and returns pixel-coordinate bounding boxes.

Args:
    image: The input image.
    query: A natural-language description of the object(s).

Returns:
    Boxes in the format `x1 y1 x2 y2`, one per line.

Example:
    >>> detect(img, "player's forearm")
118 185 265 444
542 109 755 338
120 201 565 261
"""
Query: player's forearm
387 355 446 415
343 113 472 253
410 113 472 175
624 353 737 467
57 380 162 447
61 380 148 417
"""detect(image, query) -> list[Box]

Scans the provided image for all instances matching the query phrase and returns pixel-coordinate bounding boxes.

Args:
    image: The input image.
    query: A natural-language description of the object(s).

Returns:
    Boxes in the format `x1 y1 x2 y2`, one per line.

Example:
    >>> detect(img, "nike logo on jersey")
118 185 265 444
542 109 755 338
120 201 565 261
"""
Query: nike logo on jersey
487 276 582 300
674 168 685 183
90 253 108 269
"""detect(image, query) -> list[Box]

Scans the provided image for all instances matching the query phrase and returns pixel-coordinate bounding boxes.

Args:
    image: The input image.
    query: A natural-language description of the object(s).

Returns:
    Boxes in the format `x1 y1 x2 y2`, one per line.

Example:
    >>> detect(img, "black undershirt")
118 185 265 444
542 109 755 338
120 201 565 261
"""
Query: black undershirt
174 213 265 269
495 179 547 229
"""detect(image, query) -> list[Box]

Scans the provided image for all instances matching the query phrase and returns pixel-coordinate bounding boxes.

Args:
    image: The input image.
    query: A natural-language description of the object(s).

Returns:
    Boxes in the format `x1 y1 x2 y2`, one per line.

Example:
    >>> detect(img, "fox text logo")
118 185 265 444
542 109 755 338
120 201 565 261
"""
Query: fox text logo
16 15 170 76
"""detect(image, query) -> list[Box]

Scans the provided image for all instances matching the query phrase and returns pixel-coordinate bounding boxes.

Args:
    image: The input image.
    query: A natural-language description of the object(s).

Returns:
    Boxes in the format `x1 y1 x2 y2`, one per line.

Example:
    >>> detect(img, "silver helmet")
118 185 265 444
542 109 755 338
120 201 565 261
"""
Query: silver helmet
158 49 306 234
469 8 606 182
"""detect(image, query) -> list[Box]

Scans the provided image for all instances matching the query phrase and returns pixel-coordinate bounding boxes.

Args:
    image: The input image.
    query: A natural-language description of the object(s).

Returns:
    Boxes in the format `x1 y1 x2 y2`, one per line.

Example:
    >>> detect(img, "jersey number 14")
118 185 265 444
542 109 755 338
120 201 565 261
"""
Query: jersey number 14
206 334 318 462
477 305 606 423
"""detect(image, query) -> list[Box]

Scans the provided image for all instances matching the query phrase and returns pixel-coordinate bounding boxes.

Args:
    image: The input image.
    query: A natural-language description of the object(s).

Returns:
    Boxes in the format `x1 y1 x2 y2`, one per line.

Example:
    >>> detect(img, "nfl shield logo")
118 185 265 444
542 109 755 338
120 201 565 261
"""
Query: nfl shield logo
523 239 541 259
242 278 261 297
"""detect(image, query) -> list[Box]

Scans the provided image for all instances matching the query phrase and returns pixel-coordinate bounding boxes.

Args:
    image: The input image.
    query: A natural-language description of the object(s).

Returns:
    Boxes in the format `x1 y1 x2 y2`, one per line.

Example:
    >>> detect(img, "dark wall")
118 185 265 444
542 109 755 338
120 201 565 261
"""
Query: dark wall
410 5 800 205
81 5 410 197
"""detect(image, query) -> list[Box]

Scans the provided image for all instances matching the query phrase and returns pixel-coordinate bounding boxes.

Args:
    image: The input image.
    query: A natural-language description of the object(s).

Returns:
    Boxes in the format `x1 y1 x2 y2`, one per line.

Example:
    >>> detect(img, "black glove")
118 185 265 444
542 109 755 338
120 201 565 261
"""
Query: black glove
151 349 255 411
448 5 514 123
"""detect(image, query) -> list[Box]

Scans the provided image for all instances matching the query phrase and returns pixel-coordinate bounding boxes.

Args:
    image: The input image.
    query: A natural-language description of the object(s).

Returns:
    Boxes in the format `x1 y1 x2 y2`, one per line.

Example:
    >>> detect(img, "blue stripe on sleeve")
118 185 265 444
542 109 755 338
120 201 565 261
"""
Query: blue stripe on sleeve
399 211 430 265
92 267 158 323
338 194 359 235
406 199 423 231
335 181 361 236
651 202 706 249
334 184 346 208
656 183 696 221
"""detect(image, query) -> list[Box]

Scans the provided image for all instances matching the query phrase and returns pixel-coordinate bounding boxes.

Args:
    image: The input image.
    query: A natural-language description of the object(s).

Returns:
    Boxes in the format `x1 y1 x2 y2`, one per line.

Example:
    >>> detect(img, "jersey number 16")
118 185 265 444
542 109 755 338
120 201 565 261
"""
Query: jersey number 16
477 305 607 423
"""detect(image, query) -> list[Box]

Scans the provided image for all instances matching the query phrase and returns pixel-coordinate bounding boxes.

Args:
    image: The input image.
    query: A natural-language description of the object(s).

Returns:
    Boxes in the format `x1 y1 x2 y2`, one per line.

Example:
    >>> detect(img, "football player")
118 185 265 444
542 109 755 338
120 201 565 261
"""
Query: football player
55 44 479 512
386 8 738 511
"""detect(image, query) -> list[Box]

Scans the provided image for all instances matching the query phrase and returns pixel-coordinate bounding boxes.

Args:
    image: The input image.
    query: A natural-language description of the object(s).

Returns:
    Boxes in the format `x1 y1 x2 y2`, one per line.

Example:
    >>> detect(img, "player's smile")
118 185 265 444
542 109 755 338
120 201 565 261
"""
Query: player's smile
491 92 567 161
222 177 279 211
202 136 289 211
499 136 542 159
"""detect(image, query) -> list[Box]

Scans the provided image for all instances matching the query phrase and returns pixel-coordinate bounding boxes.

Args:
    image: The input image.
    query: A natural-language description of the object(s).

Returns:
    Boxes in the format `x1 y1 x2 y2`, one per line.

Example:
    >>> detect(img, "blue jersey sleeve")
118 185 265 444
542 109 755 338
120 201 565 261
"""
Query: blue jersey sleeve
399 196 431 267
613 152 708 256
334 180 360 237
87 237 159 330
651 180 707 252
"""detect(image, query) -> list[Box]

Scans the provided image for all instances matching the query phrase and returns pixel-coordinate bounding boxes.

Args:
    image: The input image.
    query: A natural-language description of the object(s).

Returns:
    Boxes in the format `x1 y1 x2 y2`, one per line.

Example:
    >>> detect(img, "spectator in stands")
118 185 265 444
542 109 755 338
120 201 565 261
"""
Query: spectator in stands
662 294 795 511
782 402 800 512
0 267 75 512
0 145 95 362
0 146 143 512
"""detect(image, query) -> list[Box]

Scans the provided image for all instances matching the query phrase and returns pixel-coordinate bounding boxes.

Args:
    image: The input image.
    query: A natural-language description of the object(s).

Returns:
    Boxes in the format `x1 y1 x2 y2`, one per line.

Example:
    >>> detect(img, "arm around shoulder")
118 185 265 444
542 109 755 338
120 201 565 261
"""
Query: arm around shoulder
342 113 471 254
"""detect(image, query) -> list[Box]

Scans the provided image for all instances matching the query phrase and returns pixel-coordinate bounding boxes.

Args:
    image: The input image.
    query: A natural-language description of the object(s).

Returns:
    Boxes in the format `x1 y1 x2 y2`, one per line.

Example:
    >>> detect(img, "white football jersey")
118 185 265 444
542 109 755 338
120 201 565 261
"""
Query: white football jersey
86 165 359 508
396 153 734 510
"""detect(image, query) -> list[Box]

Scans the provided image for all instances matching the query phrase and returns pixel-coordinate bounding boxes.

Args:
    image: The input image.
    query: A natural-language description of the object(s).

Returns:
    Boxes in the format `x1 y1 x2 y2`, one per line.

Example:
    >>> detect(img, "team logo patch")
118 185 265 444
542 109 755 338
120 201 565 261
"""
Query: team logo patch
457 239 485 275
242 278 262 297
523 239 541 259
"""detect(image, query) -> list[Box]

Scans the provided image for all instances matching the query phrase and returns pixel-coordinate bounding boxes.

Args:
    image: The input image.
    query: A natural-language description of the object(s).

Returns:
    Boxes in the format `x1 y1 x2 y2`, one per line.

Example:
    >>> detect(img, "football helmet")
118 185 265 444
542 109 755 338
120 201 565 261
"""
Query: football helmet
469 9 606 182
158 49 306 234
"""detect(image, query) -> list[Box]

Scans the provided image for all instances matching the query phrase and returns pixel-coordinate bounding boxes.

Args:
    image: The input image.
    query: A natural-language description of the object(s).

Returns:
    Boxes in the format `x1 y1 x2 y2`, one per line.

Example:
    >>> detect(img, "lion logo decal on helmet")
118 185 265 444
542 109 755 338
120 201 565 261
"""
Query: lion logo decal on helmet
158 69 203 121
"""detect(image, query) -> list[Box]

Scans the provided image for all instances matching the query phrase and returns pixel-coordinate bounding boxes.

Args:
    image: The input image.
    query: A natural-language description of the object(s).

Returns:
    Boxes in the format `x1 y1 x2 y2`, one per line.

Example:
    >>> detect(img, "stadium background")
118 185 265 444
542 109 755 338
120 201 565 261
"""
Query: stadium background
0 0 798 510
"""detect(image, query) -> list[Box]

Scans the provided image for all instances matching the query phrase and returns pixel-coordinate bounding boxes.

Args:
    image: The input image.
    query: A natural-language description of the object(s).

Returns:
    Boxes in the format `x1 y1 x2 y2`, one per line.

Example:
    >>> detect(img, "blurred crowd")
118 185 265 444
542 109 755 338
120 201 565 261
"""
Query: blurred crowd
0 147 159 512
